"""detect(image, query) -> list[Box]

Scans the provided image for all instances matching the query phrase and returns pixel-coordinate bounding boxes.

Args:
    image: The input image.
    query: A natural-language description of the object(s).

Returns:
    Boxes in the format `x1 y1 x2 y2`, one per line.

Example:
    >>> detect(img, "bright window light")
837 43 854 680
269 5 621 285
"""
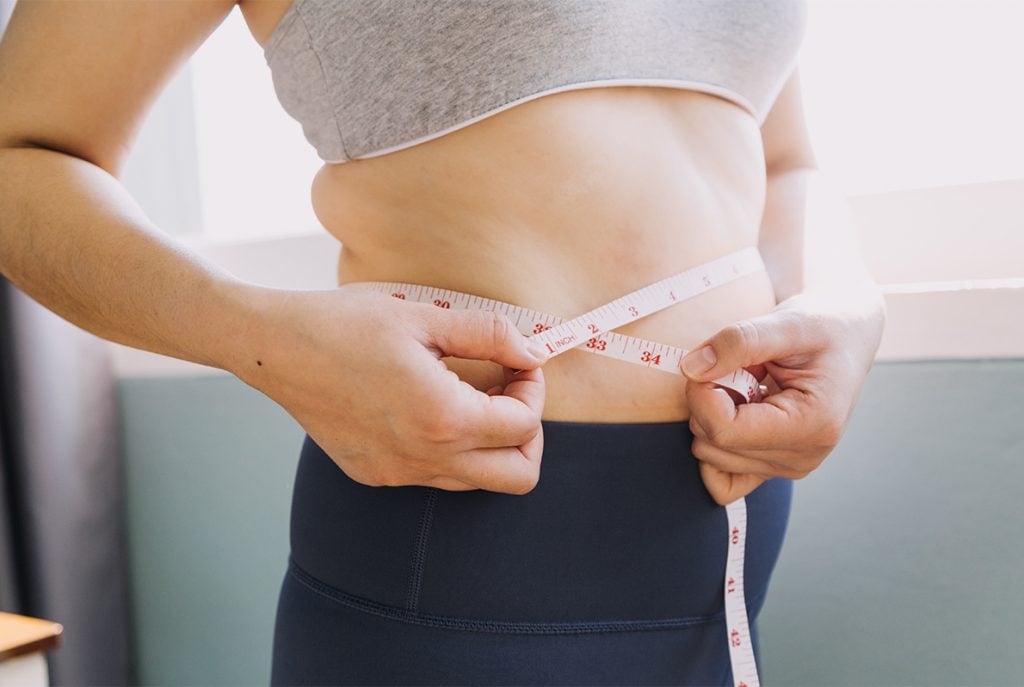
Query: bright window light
799 0 1024 195
188 6 323 242
182 1 1024 241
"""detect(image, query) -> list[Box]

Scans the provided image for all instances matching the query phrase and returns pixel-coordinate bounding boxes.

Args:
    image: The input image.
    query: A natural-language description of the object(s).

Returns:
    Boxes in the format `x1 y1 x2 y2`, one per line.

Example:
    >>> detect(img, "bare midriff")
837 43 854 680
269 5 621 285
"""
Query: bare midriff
317 88 778 423
245 5 779 424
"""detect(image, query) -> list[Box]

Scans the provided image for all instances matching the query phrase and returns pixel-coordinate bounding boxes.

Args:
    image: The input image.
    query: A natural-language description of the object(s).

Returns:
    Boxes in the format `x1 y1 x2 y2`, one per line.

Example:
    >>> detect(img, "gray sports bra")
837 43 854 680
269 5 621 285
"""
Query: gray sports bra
263 0 807 164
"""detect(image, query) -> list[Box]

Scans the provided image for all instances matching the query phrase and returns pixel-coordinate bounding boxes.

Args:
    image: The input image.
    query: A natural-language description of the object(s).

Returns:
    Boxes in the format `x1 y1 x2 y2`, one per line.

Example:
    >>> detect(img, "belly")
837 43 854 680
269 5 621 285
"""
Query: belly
310 86 777 422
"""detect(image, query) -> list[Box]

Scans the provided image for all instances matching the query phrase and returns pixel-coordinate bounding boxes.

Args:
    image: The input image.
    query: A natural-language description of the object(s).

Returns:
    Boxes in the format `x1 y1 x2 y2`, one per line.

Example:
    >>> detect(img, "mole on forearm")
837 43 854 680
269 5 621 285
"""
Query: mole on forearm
257 360 263 366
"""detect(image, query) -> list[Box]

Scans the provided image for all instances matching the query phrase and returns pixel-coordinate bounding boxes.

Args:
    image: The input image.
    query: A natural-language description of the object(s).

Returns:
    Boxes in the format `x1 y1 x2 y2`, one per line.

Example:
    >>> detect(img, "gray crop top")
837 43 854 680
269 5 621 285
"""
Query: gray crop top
262 0 807 164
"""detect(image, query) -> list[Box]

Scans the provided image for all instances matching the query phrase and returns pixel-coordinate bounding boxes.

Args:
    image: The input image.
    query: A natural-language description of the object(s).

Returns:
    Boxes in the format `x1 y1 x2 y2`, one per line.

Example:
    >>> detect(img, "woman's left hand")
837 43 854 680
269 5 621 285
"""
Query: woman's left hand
679 289 886 505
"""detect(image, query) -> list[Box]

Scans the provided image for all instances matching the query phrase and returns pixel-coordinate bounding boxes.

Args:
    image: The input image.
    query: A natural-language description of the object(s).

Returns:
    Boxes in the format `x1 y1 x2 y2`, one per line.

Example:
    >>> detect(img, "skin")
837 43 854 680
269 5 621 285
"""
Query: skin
0 0 886 503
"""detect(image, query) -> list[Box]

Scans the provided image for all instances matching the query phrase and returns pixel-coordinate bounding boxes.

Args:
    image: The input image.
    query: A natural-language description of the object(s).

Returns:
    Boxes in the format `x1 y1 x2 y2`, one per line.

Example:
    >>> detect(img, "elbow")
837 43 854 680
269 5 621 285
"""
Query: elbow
0 133 125 179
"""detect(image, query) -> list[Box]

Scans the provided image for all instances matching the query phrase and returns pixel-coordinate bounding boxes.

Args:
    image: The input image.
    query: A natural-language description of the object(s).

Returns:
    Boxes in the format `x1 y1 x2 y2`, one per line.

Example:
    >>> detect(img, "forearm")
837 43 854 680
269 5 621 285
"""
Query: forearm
0 145 260 372
758 165 886 312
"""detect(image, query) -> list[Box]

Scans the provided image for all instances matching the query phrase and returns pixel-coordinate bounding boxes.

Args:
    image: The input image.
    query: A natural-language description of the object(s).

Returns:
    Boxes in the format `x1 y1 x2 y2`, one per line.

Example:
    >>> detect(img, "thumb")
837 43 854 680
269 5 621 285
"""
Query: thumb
678 308 813 382
423 308 551 369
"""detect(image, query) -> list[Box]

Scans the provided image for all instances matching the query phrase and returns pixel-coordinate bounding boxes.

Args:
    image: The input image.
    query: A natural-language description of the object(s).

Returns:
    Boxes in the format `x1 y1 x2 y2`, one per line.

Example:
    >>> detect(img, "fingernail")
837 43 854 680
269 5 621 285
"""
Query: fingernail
681 346 716 377
526 339 551 361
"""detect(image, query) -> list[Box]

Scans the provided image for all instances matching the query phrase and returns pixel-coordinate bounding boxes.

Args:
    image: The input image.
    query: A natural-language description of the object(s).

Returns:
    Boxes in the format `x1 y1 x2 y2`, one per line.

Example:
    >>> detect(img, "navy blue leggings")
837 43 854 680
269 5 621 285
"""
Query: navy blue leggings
271 419 792 686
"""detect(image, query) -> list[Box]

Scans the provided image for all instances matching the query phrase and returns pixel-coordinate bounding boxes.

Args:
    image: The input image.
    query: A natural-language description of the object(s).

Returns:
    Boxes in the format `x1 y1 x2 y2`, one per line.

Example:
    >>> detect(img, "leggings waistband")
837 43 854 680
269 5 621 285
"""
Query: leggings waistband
286 419 792 625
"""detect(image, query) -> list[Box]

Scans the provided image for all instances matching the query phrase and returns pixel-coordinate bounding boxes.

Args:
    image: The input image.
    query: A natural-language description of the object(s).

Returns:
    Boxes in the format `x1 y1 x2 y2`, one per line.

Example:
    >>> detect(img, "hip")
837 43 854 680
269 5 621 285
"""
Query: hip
286 418 793 626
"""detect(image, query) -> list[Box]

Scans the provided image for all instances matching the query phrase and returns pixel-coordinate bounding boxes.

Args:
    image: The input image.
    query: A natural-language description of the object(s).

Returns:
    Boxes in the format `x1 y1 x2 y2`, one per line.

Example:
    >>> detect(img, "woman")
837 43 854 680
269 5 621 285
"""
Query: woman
0 0 886 684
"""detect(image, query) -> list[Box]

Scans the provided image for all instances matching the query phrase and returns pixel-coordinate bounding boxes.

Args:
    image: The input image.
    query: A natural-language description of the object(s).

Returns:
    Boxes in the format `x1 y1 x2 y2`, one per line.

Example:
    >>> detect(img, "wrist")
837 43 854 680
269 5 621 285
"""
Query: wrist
201 277 284 378
791 283 887 363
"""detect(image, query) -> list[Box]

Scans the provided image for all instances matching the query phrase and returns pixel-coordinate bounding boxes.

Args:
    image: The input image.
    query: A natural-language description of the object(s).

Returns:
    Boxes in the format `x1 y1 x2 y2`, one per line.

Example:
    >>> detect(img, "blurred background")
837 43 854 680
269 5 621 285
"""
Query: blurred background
1 0 1022 685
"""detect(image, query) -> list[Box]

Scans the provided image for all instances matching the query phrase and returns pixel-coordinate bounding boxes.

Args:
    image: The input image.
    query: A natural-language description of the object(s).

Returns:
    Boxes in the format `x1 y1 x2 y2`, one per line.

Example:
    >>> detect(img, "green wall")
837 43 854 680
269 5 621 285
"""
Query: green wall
758 359 1024 685
119 377 303 685
119 360 1024 686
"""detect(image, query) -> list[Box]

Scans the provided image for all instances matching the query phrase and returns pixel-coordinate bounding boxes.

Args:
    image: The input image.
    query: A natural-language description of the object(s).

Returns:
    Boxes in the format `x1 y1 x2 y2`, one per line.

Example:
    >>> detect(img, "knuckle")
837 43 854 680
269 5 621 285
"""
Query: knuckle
483 310 512 347
345 464 388 487
815 417 844 449
517 422 542 449
709 488 730 507
702 420 726 446
726 319 760 360
797 454 825 477
374 471 405 488
416 401 464 444
770 461 802 480
510 469 541 495
737 319 761 354
688 416 703 437
795 307 835 349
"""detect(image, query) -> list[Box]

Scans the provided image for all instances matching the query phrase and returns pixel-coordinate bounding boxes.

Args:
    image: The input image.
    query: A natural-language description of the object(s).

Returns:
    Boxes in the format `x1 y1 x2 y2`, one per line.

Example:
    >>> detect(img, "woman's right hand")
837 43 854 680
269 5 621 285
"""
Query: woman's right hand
229 282 552 495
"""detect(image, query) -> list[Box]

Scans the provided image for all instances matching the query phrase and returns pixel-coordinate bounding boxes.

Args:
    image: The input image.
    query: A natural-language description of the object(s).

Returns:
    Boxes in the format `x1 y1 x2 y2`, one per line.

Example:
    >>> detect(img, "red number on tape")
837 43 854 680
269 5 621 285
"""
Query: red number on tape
640 351 661 365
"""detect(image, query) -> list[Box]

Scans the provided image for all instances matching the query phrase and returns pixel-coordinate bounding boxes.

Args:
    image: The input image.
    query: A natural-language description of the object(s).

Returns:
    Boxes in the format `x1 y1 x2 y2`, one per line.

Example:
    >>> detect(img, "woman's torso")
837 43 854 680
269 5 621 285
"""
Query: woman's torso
241 0 782 423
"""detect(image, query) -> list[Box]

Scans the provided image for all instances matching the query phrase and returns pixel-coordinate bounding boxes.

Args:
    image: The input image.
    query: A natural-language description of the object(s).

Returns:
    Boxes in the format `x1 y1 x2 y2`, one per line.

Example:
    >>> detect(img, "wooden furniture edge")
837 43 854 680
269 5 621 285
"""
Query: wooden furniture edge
0 612 63 662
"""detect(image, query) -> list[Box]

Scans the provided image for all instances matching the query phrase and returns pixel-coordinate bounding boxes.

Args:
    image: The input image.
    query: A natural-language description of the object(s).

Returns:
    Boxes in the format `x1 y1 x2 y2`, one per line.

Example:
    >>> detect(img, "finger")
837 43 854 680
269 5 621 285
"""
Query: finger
692 434 776 479
678 307 825 383
502 363 546 411
419 308 551 370
698 462 766 506
691 436 803 480
456 365 546 449
686 380 813 450
690 412 810 461
445 427 545 495
444 367 545 492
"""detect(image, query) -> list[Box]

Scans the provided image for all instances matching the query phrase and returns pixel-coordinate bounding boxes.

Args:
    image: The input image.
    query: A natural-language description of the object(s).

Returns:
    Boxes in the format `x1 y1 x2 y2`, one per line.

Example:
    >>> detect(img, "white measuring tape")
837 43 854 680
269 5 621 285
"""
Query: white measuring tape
360 245 765 686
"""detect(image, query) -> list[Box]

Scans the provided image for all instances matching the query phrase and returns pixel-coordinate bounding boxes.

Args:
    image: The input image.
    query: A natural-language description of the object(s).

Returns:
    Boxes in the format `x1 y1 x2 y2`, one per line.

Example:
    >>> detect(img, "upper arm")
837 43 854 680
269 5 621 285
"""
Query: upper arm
0 0 237 177
760 67 818 174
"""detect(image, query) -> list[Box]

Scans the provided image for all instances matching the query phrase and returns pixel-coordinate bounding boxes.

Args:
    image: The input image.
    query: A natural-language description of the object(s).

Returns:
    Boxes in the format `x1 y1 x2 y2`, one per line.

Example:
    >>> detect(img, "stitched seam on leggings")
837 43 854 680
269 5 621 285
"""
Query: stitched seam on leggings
405 486 438 611
287 556 767 635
